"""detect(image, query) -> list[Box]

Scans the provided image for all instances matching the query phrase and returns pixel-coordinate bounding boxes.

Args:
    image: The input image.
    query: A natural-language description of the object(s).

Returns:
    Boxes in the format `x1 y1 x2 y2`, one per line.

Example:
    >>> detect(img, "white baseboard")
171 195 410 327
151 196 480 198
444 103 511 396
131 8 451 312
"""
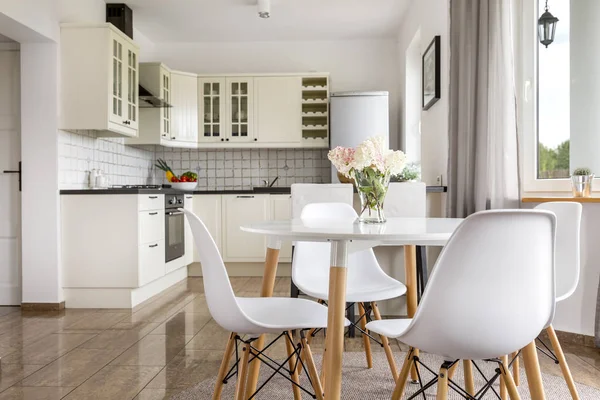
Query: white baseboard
64 267 188 308
188 262 292 277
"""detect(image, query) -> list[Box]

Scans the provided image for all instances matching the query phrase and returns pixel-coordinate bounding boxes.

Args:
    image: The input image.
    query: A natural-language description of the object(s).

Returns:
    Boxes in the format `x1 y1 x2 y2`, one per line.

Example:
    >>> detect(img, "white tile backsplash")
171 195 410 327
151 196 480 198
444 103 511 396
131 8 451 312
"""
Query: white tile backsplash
58 130 154 189
58 129 331 190
154 148 331 190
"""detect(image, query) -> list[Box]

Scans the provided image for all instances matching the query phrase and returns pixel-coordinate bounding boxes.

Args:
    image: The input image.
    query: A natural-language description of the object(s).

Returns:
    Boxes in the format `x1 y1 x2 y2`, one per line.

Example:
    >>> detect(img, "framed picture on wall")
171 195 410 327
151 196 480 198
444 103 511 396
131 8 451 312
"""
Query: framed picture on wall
422 35 441 110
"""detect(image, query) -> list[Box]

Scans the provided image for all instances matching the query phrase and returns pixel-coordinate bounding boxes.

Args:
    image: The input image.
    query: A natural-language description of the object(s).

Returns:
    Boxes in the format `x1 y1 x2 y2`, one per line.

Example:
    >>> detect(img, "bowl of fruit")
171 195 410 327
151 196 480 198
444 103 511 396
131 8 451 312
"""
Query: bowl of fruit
155 159 198 190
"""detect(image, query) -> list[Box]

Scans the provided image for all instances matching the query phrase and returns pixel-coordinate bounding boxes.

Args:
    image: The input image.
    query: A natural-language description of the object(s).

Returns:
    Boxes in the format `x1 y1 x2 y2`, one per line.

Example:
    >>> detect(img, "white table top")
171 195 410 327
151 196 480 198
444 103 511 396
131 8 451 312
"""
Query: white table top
241 217 464 246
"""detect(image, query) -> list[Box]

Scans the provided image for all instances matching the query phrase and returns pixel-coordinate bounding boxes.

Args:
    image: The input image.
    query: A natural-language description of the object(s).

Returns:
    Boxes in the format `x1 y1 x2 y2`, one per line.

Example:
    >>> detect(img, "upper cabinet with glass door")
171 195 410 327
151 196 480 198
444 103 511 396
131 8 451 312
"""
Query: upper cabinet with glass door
60 23 139 137
198 78 225 143
226 78 255 142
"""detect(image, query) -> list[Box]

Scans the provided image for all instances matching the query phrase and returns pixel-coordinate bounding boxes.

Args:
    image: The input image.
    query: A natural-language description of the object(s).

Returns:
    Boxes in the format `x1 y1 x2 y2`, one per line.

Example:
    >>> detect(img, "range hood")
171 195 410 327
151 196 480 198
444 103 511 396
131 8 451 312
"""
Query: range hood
138 85 172 108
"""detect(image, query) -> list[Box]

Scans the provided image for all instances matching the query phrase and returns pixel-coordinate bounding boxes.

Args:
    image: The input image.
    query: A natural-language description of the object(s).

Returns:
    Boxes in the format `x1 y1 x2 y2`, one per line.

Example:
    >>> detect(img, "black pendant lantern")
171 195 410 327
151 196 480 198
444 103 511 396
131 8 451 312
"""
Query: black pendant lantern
538 0 559 48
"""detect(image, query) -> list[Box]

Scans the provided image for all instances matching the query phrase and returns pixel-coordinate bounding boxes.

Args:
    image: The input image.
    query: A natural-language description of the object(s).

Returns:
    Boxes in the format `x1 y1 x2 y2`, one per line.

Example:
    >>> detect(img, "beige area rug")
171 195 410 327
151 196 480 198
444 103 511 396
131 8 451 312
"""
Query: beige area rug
173 351 600 399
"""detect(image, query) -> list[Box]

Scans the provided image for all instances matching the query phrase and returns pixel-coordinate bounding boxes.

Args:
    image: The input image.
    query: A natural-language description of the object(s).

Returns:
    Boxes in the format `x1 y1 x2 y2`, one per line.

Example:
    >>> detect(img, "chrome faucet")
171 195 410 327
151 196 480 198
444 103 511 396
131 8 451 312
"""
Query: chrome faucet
268 176 279 187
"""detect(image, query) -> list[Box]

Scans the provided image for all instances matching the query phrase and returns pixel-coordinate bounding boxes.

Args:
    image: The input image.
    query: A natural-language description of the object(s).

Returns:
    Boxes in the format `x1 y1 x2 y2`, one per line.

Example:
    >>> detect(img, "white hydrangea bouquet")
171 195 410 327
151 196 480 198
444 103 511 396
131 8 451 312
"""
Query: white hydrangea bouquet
328 136 406 223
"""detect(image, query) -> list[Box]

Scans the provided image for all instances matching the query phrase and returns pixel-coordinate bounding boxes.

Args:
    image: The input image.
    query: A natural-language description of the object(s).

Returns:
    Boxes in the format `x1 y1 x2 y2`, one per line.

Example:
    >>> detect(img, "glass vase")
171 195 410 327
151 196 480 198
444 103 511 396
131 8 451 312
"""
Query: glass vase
353 168 391 223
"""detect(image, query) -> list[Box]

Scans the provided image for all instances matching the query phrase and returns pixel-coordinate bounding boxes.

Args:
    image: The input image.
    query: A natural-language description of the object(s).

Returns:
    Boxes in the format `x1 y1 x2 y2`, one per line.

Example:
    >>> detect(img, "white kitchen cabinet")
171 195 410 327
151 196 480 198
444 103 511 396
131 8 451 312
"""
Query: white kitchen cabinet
61 194 189 308
127 63 174 146
138 240 165 286
226 78 255 143
255 77 302 145
192 195 223 262
184 194 194 265
61 23 139 137
198 78 226 143
171 71 199 145
222 194 269 262
270 195 293 261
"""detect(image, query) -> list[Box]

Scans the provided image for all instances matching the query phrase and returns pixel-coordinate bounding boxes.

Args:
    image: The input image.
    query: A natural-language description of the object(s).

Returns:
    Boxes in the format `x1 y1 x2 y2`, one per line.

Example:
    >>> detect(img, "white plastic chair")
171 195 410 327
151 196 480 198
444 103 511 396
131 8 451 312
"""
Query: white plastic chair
533 202 582 400
183 208 348 400
293 202 407 380
376 182 427 316
366 210 557 400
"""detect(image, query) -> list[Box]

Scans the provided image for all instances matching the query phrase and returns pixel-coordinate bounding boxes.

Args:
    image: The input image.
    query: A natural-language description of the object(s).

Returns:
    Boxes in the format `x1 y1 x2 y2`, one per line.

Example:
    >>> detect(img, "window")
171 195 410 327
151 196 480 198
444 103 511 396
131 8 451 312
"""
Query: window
537 0 570 179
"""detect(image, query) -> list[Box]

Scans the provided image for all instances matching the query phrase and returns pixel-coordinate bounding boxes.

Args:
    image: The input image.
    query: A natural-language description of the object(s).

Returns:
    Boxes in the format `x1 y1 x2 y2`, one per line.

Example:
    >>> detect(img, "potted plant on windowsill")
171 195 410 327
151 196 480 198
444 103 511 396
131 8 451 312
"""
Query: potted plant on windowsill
571 167 594 197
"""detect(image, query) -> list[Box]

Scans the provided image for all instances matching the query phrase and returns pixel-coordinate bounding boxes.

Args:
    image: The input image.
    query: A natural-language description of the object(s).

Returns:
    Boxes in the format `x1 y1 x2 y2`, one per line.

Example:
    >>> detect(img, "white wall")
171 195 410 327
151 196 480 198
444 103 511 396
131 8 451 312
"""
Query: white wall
142 40 401 150
0 0 106 304
396 0 449 186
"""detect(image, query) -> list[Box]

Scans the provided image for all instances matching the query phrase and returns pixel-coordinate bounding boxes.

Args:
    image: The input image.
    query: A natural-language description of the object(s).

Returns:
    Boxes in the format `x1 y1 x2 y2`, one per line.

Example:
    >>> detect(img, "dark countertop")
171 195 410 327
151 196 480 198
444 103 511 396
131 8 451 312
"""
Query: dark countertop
61 185 447 195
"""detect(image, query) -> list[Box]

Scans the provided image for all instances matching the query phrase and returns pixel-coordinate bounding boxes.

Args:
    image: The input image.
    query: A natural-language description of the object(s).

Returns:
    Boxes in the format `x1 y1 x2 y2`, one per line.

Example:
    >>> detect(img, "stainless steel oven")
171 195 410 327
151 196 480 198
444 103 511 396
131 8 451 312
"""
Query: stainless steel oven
165 194 185 263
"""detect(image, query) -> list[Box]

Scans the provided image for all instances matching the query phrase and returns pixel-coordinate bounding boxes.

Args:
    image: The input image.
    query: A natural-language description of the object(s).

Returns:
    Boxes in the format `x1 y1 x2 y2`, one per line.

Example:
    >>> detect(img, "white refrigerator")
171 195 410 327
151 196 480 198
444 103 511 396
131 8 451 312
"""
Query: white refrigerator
330 91 389 183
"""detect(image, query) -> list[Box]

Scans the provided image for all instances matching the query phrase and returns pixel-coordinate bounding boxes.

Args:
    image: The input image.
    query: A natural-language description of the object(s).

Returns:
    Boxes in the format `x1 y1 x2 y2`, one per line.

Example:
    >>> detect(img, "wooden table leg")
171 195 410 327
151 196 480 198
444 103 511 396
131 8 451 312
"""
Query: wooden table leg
522 341 546 400
500 354 509 400
323 240 348 400
244 242 281 399
512 351 520 386
404 245 420 382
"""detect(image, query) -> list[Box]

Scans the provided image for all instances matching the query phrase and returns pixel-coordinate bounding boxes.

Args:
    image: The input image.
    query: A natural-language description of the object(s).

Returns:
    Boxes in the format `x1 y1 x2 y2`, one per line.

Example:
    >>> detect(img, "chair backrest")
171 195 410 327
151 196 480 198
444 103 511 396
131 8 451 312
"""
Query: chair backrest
181 209 258 334
384 182 426 217
535 202 582 302
292 203 393 292
402 210 556 360
291 183 353 218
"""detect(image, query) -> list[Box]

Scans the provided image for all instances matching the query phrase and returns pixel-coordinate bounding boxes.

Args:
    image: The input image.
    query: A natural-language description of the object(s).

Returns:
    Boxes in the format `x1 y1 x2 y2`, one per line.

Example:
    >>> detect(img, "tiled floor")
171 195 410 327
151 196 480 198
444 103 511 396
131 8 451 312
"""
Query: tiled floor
0 277 598 399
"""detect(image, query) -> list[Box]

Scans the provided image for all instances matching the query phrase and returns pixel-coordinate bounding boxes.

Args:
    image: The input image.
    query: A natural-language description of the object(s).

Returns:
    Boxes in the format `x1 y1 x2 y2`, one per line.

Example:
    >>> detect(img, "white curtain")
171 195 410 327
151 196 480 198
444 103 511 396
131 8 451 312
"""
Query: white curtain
447 0 520 218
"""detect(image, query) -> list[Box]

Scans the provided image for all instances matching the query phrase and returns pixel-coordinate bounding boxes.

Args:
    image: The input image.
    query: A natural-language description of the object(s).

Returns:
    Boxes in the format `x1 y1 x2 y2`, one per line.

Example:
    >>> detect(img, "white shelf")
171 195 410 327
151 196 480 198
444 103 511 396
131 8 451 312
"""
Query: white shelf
302 99 328 104
302 125 328 130
302 112 327 117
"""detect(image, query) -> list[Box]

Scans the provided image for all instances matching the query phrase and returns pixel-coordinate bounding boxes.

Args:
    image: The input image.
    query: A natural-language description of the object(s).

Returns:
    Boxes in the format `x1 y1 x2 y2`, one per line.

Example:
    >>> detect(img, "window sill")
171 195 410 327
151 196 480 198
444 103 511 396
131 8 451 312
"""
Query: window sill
522 196 600 203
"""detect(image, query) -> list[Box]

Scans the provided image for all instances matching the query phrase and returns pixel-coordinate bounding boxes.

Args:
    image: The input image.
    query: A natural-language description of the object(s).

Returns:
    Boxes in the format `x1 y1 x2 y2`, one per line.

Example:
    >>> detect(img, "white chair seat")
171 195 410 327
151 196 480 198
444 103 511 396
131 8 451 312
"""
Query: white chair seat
296 278 407 303
236 297 351 334
366 318 412 338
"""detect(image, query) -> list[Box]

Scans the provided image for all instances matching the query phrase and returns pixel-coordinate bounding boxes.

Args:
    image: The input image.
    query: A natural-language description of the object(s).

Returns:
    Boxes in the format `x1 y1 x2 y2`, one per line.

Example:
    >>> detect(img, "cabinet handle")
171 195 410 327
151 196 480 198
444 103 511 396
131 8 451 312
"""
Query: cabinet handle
254 138 257 141
171 137 176 140
221 138 224 141
236 195 255 199
162 134 167 137
186 196 193 199
226 138 229 141
149 196 158 199
149 212 158 215
149 243 158 248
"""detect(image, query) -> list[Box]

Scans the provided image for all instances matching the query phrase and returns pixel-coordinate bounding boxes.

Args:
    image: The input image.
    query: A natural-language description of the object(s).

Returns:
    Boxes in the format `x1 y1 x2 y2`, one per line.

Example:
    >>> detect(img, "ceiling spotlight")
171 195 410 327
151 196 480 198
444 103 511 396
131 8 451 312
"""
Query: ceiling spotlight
258 0 270 18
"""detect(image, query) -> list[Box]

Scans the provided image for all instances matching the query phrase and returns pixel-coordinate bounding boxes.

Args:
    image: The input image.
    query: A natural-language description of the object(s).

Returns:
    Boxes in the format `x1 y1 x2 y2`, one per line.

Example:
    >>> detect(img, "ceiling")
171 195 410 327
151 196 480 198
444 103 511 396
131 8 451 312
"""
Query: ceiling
119 0 410 43
0 33 16 43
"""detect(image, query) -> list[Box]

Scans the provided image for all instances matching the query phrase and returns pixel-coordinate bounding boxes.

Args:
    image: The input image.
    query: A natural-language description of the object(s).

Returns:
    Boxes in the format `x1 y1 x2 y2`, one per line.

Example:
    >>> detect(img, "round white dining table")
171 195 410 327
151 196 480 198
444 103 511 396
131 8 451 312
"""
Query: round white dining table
239 216 464 400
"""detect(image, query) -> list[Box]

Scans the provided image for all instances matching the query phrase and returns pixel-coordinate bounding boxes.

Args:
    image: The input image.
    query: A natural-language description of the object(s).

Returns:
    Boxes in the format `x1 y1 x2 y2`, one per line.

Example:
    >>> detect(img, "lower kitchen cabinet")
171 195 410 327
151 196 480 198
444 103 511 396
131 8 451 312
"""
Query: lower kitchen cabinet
270 194 292 261
191 193 292 264
183 194 194 266
192 194 222 262
222 194 270 262
139 240 166 286
61 193 190 308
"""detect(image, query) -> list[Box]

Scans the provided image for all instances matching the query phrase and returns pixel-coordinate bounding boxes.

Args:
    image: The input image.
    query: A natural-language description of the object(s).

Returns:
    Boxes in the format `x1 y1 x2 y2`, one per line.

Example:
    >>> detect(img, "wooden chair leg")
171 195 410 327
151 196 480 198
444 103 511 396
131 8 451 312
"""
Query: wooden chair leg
235 342 251 400
302 334 324 400
319 347 327 386
500 355 509 400
371 302 399 382
512 351 520 386
358 302 373 369
213 332 237 400
547 325 581 400
285 332 302 400
500 361 522 400
464 360 475 396
522 341 546 400
392 348 415 400
436 363 450 400
448 362 458 380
